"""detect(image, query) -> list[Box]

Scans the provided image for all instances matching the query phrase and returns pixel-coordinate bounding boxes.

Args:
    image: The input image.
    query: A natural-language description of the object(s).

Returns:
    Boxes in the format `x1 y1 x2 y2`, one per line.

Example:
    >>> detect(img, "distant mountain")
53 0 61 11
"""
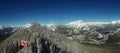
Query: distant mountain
45 23 57 31
23 23 32 28
66 20 86 28
107 28 120 43
41 20 120 32
111 20 120 24
0 25 20 42
66 20 90 30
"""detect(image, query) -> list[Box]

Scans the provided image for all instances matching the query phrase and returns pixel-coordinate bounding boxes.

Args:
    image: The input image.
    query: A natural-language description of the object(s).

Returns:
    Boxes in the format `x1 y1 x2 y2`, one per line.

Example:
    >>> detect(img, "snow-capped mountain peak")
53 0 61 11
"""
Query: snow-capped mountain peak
111 20 120 24
0 25 13 30
24 23 32 28
66 20 87 28
46 23 56 27
46 23 57 31
85 22 110 26
66 20 83 25
66 20 90 30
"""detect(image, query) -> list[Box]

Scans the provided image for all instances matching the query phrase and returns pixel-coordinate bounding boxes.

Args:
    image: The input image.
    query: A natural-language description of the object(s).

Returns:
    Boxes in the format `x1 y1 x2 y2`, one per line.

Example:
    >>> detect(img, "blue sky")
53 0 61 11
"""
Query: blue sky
0 0 120 25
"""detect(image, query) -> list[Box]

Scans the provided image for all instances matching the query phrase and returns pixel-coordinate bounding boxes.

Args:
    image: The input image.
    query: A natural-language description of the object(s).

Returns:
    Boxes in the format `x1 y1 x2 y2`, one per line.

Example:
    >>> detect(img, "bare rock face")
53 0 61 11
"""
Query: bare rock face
107 28 120 43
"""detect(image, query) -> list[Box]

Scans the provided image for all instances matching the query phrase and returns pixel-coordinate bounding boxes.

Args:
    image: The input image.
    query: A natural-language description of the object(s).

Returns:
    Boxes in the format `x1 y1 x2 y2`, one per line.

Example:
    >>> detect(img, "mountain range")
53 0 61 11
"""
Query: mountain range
0 20 120 53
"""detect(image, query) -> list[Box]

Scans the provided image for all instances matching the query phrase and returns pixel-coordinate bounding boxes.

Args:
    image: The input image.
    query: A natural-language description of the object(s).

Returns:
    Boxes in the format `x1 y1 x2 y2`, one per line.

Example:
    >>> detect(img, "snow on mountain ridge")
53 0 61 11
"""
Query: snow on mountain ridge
85 22 110 26
66 20 120 27
24 23 32 28
0 25 14 30
66 20 83 25
66 20 87 28
1 20 120 29
111 20 120 24
46 23 57 31
66 20 90 30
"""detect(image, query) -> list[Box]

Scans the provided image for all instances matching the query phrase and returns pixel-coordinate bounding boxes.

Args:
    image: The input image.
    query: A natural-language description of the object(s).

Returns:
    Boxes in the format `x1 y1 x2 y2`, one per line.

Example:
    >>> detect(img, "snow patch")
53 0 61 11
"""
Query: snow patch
24 23 32 28
46 23 57 31
66 20 89 30
111 20 120 24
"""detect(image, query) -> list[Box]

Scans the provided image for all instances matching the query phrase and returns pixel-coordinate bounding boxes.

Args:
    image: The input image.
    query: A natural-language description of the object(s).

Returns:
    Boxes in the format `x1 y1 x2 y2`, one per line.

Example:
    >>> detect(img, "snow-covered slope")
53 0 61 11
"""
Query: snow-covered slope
66 20 110 28
66 20 120 29
85 20 120 25
66 20 89 30
66 20 88 28
111 20 120 24
85 22 110 26
0 25 20 33
23 23 32 28
0 25 12 30
46 23 57 31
